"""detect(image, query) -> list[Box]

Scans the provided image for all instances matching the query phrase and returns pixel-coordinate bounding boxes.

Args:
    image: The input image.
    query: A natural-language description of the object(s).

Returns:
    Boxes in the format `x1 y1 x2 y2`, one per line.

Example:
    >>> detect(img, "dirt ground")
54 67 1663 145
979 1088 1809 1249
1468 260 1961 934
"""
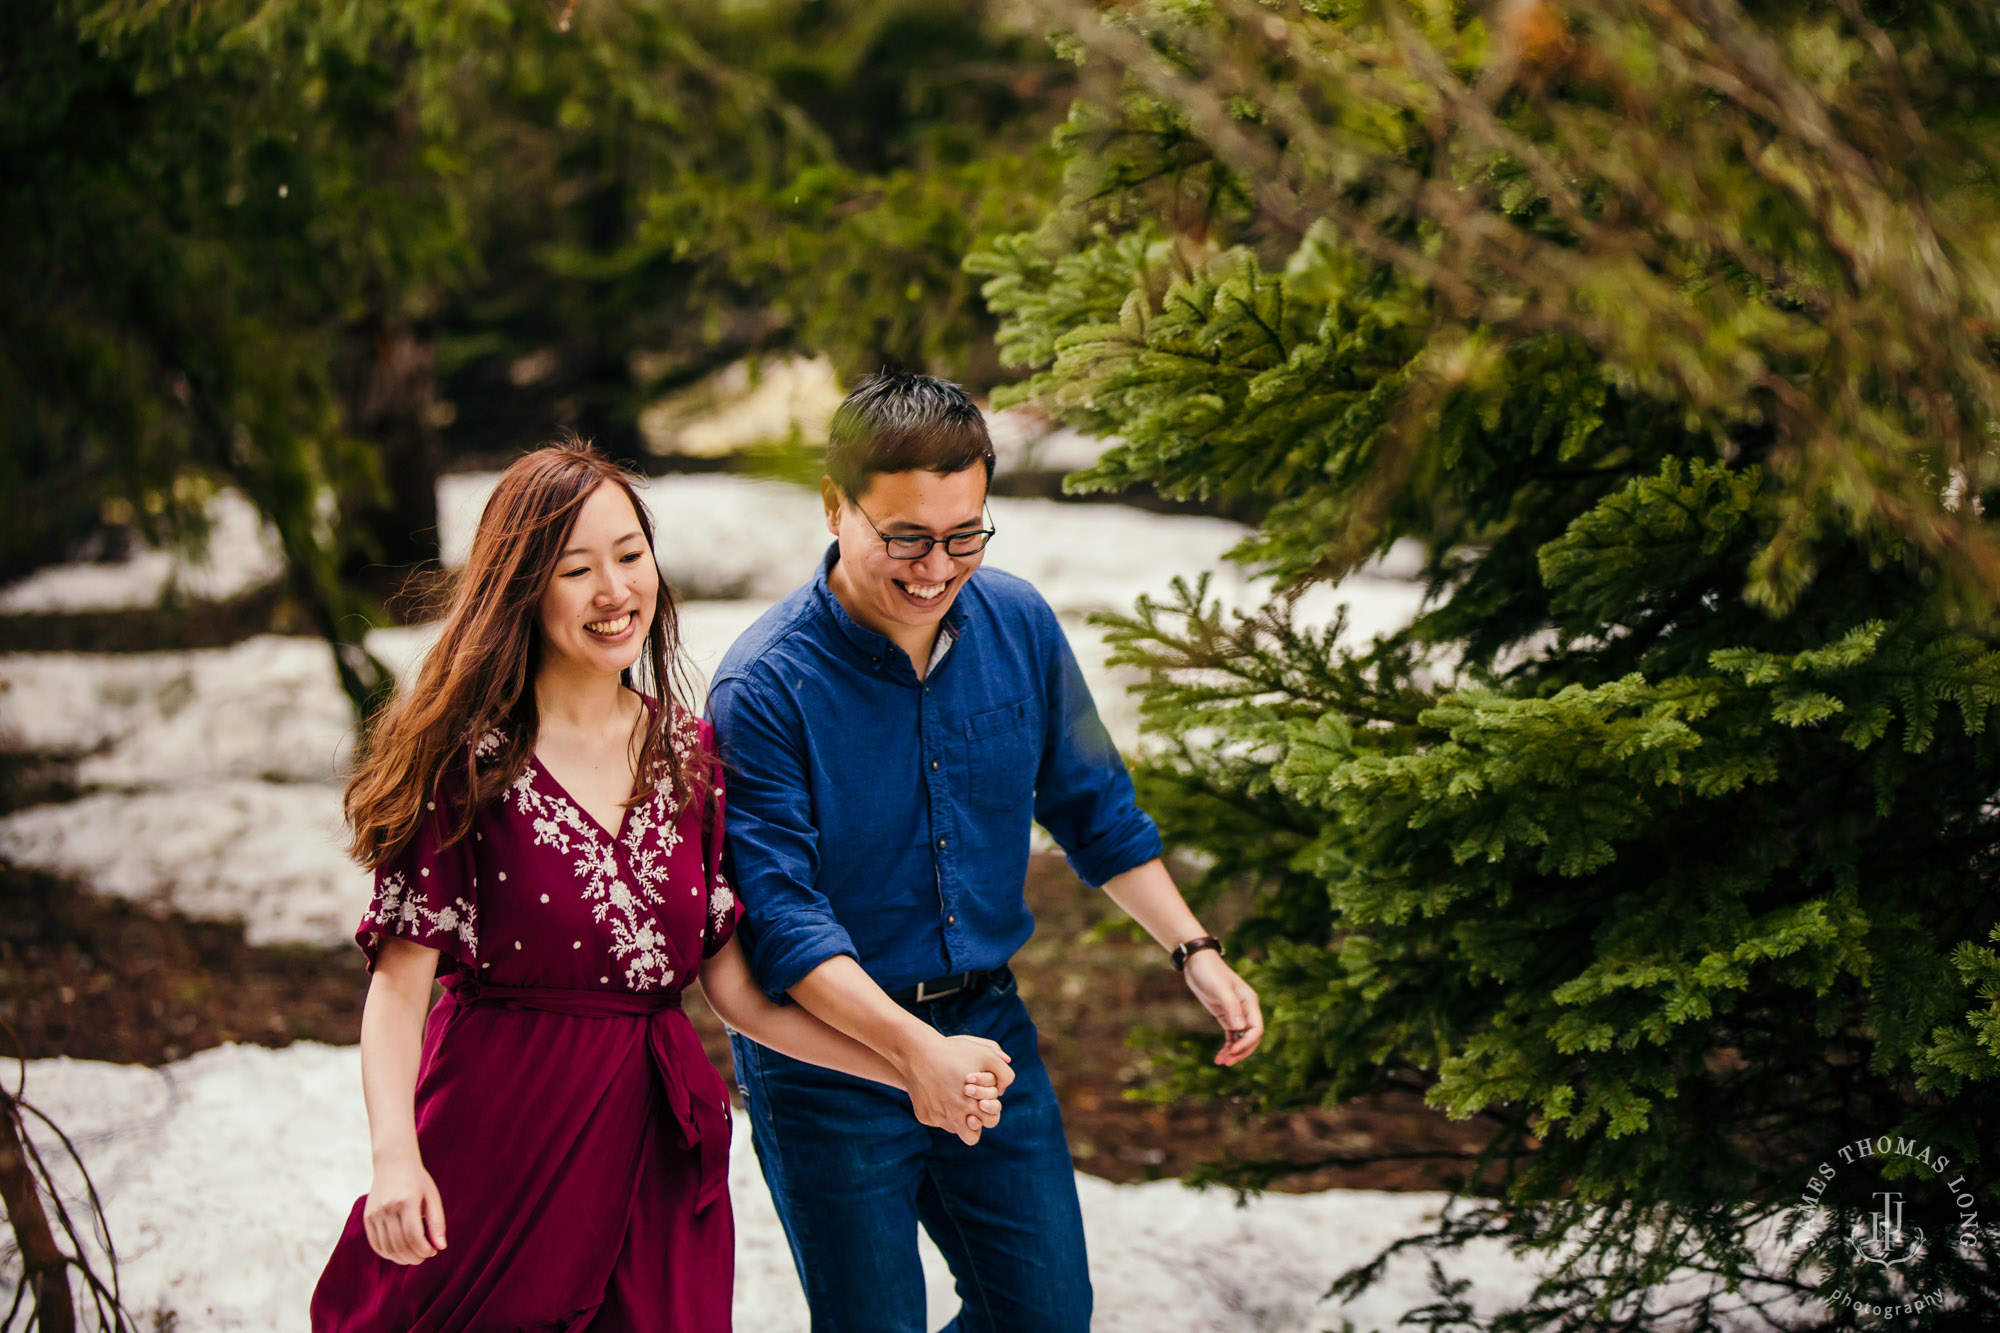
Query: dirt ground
0 842 1488 1194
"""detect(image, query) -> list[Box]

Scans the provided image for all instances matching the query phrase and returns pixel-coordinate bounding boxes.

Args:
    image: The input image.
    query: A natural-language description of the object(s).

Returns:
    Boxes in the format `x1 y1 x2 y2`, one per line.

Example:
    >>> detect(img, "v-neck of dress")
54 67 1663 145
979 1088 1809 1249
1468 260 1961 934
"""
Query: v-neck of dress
528 752 636 845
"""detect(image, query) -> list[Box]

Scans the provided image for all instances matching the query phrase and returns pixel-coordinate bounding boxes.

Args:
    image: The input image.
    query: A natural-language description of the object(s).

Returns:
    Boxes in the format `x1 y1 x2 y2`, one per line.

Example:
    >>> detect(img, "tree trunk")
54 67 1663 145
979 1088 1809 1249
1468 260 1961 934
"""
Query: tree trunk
0 1091 75 1333
344 328 443 578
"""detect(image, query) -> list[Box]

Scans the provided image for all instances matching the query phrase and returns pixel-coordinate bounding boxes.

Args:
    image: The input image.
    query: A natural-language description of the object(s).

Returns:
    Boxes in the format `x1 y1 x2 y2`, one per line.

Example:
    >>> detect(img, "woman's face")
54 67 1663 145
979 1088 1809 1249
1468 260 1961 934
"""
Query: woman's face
536 480 659 678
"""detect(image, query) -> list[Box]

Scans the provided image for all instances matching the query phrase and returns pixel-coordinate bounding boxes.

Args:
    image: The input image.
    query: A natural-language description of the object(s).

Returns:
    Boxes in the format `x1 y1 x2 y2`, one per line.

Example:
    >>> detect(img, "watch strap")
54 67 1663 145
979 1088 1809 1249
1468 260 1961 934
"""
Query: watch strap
1171 935 1225 972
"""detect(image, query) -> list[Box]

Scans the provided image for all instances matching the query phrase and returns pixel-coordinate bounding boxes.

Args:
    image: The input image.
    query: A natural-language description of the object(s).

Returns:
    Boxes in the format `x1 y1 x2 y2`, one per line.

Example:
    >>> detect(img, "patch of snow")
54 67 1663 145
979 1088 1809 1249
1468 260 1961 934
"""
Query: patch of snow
0 628 447 788
639 355 844 458
0 783 363 948
629 367 1109 473
676 600 780 698
13 1043 1544 1332
0 490 285 614
0 637 360 786
442 471 833 601
986 407 1117 478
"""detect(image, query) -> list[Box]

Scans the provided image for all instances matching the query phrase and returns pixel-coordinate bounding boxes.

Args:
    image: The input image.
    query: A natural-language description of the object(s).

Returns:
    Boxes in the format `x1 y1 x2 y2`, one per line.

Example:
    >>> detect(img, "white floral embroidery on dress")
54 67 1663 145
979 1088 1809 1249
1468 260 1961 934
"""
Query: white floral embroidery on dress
709 872 735 938
504 721 708 990
369 869 479 958
669 706 700 769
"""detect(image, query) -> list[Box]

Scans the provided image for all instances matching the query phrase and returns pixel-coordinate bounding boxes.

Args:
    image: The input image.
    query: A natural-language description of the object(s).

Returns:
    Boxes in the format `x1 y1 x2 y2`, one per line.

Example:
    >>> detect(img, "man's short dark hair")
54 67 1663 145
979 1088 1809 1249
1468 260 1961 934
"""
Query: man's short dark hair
825 371 995 500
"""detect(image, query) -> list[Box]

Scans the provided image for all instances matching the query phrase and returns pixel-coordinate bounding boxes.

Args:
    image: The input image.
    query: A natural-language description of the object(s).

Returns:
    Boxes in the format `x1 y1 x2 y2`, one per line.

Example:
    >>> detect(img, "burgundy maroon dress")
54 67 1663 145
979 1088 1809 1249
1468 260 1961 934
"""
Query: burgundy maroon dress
311 710 745 1333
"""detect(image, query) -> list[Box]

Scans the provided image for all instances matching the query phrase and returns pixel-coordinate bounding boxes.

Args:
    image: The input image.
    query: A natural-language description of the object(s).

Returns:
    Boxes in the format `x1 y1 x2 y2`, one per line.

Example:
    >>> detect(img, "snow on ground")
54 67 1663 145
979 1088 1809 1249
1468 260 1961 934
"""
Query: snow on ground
638 354 844 459
0 489 286 614
984 407 1117 478
0 636 371 786
0 783 360 947
15 1043 1540 1332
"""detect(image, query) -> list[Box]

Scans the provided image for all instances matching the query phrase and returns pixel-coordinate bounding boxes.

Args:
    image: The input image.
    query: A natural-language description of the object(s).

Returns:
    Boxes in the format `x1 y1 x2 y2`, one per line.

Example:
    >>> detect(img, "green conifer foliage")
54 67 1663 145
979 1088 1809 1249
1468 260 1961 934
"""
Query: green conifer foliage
5 0 1064 711
974 1 2000 1323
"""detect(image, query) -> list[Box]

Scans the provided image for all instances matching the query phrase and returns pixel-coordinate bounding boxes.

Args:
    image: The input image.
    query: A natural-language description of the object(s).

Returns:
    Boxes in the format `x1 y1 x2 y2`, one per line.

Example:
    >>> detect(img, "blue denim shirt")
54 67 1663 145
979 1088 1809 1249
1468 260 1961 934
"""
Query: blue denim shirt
707 546 1163 1001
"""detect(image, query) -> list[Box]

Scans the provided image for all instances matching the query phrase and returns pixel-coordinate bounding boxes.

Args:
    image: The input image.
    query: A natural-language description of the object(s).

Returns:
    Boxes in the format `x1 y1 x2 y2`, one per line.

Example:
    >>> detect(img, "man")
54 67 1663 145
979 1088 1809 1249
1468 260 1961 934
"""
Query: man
708 371 1263 1332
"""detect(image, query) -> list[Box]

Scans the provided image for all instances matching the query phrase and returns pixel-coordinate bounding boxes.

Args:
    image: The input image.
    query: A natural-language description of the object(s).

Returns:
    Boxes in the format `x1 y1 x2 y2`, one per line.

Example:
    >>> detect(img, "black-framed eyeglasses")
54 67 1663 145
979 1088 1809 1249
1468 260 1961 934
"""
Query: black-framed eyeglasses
852 500 997 560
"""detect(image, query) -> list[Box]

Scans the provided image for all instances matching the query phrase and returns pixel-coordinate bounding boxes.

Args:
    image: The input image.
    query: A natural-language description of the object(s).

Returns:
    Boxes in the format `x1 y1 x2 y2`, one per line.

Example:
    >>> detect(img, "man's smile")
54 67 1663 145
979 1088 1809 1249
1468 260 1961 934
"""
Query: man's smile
887 572 963 612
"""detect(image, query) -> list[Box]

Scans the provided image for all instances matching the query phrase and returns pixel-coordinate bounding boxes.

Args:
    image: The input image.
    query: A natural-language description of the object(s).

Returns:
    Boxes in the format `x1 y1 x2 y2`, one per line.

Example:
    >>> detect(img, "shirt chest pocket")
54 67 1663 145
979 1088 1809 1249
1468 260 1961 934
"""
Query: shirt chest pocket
962 699 1041 812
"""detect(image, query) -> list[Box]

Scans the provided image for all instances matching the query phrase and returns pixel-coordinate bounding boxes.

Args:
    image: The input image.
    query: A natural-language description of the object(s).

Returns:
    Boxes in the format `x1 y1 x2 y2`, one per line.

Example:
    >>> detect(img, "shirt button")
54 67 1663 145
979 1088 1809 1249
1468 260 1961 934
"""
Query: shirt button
930 759 939 771
947 913 957 926
937 837 947 849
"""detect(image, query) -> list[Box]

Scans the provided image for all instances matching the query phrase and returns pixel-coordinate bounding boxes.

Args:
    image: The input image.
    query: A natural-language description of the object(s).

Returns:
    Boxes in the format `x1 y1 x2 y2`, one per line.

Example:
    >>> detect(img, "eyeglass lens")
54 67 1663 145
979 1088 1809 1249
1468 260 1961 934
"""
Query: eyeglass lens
885 531 992 558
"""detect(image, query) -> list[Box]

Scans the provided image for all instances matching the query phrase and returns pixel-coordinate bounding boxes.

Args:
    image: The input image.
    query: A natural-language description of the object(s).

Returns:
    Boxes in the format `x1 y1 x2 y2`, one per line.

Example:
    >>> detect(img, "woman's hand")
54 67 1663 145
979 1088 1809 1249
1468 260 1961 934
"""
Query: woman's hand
897 1032 1014 1145
947 1034 1013 1136
364 1149 447 1265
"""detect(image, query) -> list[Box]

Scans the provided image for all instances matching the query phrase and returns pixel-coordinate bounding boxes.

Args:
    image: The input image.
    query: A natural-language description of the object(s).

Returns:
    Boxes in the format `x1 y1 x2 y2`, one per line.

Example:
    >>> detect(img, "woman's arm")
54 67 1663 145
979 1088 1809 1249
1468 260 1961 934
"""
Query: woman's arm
698 934 1007 1144
359 937 447 1265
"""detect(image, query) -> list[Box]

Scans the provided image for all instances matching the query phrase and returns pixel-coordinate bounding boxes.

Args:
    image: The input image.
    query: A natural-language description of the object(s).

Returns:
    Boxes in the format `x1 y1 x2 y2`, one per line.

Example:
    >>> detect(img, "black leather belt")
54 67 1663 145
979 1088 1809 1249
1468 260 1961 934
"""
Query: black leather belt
886 968 998 1005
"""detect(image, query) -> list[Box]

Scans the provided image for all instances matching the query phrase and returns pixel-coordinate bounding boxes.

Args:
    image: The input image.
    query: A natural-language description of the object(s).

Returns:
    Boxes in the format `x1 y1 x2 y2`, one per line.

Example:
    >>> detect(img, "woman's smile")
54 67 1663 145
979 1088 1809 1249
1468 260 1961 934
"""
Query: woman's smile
583 610 638 641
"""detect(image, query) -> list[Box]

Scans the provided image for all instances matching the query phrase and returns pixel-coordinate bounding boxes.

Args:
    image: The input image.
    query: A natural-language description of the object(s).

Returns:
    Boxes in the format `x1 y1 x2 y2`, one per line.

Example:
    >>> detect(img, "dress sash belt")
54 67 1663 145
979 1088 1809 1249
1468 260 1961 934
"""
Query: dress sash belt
445 980 732 1213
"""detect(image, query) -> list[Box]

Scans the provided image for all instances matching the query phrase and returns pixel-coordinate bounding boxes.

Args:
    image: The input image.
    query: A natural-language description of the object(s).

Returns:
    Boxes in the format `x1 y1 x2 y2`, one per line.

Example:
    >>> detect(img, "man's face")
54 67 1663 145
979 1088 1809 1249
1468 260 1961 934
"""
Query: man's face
822 466 989 637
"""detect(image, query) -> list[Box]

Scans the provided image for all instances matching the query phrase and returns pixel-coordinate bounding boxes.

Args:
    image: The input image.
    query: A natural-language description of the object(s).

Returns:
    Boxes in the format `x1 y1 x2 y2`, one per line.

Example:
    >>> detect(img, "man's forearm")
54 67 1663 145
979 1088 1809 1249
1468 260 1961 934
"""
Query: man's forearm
783 952 1019 1141
1098 857 1206 953
1103 856 1264 1065
787 954 938 1066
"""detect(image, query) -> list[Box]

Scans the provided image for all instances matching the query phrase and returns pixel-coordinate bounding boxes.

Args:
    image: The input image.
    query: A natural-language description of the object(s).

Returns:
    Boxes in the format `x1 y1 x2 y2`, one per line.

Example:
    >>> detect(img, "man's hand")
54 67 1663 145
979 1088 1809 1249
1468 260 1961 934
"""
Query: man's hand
895 1032 1015 1144
1183 949 1263 1066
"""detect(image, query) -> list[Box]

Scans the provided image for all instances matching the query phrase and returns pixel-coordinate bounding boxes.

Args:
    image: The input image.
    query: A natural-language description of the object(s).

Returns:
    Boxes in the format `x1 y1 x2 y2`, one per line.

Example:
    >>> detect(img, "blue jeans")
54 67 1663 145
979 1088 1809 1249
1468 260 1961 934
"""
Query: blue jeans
730 970 1093 1333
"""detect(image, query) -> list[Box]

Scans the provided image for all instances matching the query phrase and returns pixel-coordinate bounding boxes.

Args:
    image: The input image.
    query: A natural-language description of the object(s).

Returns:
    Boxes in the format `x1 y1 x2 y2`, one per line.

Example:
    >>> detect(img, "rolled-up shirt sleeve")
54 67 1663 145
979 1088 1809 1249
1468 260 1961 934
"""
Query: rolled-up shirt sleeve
708 673 859 1002
1031 605 1164 887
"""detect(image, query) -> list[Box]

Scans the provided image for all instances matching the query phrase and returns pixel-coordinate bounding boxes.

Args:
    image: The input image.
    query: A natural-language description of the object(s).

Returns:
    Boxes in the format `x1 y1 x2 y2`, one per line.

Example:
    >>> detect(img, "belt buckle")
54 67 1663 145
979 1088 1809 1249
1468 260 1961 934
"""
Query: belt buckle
914 975 965 1003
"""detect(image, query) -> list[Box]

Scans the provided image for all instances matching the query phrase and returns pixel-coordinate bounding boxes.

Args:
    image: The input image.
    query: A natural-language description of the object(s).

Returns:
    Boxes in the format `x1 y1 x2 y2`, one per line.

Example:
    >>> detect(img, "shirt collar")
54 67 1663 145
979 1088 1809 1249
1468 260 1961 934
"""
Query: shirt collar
812 543 971 677
927 625 956 673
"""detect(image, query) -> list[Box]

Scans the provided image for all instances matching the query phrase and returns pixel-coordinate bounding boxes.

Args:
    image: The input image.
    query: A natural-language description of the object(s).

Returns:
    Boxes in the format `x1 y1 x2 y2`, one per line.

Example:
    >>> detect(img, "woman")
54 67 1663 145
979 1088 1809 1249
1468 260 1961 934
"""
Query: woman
311 442 1013 1332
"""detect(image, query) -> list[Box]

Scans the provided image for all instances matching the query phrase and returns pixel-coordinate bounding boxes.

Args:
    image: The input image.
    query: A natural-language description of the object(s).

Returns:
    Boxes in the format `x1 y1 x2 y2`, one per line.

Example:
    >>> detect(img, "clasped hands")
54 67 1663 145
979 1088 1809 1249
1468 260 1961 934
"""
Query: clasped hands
895 1031 1015 1145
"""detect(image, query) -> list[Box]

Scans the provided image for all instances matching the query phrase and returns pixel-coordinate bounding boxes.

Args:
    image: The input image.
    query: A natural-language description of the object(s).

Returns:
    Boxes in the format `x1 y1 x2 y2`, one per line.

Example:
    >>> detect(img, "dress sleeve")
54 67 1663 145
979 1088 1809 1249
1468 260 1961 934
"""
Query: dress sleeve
356 772 481 979
698 720 746 960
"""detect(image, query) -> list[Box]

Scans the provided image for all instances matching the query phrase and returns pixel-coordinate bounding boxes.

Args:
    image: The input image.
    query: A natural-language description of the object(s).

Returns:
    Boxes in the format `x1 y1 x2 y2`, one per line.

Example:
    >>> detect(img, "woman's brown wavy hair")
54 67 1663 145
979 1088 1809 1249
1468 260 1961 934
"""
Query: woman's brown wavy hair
345 440 703 868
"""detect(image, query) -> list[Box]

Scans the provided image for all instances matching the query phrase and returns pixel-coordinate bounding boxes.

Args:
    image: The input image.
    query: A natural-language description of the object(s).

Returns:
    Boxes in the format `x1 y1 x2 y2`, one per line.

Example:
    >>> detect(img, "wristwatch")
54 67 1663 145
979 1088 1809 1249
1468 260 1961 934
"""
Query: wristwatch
1170 936 1225 972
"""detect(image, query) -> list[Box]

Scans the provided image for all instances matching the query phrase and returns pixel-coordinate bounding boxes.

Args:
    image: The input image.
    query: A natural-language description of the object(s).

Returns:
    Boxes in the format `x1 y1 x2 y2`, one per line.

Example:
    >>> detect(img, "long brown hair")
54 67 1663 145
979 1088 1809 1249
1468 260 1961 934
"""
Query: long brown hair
345 440 703 867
